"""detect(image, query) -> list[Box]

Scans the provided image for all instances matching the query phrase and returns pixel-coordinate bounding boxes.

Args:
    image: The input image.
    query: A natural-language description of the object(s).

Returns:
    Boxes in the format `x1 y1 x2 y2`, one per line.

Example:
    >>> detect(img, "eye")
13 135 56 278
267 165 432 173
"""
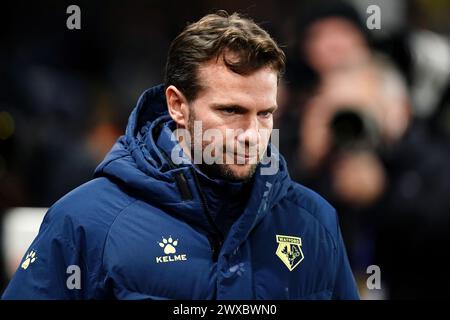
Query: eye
258 111 273 118
221 107 239 115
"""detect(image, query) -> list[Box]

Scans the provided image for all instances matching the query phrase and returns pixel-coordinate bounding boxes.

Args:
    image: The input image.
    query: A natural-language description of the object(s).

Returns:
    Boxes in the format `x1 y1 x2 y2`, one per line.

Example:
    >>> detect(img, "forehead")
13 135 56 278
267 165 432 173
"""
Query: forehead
195 58 278 107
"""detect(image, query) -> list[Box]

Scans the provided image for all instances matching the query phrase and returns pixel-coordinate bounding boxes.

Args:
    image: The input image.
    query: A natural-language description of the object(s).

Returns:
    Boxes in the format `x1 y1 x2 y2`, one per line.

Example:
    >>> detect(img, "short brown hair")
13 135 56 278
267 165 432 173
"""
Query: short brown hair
164 11 286 102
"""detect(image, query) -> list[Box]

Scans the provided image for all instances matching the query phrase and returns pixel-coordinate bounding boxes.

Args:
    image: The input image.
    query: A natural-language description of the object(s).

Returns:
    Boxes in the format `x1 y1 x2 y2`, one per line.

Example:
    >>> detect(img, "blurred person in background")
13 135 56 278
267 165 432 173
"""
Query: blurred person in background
369 0 450 299
280 0 450 299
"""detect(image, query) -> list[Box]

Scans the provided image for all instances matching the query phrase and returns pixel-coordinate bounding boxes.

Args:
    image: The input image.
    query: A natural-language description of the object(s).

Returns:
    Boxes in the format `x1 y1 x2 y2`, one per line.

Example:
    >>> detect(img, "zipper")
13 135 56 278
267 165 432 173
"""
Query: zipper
190 167 224 262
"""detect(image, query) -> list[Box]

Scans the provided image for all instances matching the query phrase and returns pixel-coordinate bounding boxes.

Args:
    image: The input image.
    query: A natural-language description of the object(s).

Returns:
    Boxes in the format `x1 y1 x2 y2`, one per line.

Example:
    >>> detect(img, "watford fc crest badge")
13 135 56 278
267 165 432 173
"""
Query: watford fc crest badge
275 235 304 271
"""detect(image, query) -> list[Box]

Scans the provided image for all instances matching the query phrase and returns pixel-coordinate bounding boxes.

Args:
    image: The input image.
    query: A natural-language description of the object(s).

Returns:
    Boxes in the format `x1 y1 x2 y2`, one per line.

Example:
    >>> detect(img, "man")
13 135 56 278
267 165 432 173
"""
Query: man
2 11 359 299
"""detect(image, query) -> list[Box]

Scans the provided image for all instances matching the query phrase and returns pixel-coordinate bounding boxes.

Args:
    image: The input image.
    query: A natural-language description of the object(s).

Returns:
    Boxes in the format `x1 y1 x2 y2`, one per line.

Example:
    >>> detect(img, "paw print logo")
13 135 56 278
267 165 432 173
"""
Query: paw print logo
158 236 178 254
21 250 37 270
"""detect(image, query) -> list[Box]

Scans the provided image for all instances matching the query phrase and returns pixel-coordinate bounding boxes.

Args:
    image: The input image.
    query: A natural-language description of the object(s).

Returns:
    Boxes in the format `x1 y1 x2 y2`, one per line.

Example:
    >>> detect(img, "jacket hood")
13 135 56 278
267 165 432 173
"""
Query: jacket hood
94 84 291 254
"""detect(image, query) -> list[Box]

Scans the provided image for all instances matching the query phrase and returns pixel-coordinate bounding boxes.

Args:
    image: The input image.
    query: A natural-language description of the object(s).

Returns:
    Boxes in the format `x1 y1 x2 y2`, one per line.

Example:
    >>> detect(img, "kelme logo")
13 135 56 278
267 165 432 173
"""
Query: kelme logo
156 236 188 264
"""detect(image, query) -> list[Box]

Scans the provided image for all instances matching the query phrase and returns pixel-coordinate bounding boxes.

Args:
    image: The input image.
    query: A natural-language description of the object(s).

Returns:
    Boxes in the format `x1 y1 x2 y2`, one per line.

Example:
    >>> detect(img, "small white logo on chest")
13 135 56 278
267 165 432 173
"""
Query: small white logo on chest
156 236 188 263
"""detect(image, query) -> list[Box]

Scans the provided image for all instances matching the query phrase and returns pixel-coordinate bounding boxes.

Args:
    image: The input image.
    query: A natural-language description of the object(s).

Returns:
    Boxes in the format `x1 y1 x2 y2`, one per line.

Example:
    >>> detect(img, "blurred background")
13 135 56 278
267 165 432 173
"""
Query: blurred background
1 0 450 299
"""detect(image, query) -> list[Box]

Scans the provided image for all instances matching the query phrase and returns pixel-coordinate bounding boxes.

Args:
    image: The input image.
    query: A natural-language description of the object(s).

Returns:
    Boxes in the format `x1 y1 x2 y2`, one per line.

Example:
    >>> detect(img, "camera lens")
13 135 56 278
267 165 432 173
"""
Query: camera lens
330 108 379 150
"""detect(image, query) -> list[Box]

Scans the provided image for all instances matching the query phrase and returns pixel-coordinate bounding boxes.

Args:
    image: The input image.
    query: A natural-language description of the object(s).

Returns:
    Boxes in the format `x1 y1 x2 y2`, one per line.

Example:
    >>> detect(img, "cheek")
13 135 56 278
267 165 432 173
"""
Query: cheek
259 120 273 140
189 108 219 133
196 109 227 130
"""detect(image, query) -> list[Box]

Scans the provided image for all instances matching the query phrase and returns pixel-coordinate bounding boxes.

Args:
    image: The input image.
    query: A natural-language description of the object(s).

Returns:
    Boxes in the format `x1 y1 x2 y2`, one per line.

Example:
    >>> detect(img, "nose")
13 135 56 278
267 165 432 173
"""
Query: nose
237 116 259 147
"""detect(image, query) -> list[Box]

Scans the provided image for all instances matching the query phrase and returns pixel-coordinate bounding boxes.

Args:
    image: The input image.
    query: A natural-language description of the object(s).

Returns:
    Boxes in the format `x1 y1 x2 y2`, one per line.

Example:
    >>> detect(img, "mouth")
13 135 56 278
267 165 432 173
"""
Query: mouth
233 153 258 164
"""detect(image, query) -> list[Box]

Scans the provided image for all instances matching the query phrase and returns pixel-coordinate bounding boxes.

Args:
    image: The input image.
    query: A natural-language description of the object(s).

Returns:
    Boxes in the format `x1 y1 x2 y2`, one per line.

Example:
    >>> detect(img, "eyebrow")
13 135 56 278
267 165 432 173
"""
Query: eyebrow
211 103 278 113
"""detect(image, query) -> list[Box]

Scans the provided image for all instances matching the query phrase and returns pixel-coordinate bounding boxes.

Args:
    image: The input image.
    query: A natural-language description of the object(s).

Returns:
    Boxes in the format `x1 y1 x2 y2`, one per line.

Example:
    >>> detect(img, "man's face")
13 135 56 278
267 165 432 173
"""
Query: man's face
183 58 278 182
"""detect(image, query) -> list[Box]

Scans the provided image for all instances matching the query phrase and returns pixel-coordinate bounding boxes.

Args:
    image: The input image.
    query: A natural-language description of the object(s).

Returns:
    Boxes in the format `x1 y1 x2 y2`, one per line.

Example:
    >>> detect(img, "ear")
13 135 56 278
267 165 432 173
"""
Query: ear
165 85 189 128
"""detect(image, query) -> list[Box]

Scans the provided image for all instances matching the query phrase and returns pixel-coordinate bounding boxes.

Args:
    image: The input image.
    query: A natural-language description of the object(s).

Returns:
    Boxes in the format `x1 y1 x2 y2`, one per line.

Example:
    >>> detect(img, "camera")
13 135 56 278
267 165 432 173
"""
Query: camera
329 108 380 151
